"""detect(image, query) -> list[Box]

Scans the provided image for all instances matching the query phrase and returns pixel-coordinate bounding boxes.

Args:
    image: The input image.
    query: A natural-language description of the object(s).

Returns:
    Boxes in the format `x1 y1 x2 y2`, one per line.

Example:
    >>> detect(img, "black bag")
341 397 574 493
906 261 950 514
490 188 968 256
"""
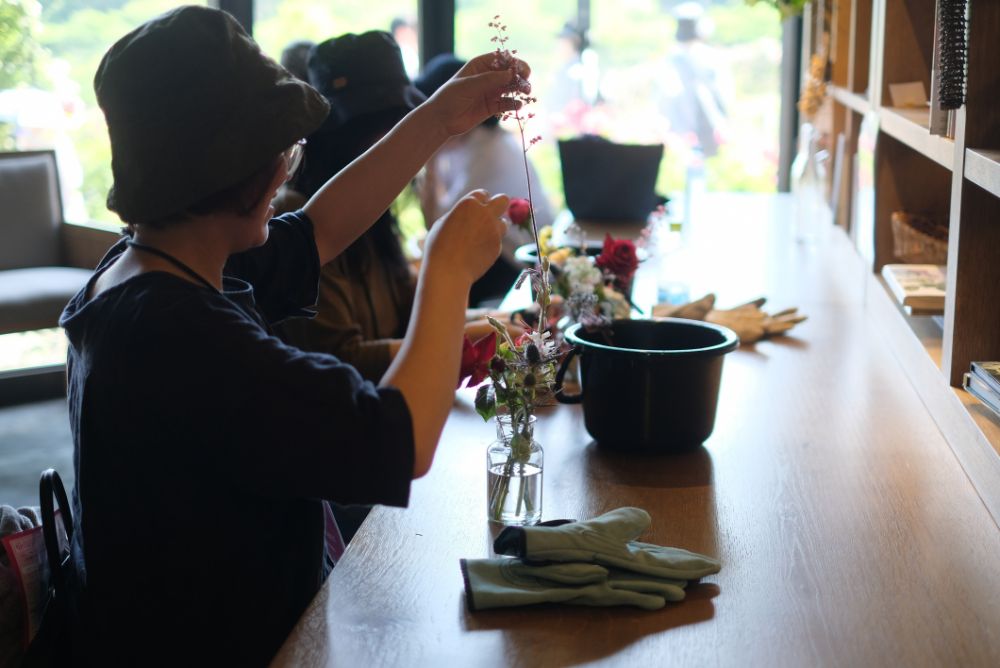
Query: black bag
21 469 74 667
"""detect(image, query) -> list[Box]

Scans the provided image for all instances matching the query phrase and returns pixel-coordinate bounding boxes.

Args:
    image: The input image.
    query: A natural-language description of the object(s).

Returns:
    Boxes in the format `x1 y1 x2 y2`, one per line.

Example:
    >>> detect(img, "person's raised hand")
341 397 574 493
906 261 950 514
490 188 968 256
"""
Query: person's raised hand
424 190 509 287
423 52 531 137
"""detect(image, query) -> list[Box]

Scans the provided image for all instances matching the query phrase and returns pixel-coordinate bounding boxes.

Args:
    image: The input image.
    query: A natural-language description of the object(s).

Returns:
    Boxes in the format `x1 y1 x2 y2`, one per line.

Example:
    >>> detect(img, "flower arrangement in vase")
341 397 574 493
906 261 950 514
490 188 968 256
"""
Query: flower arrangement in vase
538 225 642 329
456 15 560 525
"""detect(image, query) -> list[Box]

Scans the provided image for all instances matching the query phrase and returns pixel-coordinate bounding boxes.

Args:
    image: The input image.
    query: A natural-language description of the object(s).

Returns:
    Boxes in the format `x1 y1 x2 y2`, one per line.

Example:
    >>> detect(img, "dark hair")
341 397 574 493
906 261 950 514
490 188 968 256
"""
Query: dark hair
129 154 283 230
294 108 413 298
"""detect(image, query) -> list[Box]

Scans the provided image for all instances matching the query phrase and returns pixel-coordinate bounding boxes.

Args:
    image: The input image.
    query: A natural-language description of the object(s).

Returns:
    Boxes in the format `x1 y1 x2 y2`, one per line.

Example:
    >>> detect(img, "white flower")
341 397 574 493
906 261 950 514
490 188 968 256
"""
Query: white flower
526 328 558 358
564 256 602 290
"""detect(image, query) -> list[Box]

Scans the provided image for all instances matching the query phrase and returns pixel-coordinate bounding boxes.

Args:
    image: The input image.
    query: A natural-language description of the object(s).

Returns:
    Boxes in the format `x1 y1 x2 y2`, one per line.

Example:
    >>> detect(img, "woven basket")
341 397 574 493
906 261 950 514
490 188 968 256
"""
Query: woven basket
891 212 949 264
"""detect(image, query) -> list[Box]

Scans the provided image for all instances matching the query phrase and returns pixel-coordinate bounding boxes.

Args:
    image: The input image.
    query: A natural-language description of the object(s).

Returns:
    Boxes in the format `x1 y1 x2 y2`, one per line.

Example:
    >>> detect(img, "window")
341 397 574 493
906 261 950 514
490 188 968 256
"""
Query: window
454 0 783 211
0 2 210 227
253 1 418 77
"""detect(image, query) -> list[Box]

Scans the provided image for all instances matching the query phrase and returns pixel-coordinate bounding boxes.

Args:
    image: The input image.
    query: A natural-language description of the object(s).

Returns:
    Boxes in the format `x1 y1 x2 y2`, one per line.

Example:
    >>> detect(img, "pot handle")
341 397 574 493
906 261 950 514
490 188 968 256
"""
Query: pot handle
554 345 583 404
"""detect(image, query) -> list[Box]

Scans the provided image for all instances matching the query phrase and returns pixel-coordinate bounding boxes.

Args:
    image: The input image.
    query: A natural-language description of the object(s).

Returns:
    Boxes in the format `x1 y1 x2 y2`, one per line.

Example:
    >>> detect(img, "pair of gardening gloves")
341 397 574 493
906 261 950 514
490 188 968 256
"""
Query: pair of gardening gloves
461 507 720 611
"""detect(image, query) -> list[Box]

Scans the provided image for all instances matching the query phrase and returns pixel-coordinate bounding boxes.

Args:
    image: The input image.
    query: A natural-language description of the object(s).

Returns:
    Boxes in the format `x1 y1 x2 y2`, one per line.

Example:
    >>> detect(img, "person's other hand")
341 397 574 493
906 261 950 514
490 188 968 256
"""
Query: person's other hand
424 52 531 136
424 190 509 286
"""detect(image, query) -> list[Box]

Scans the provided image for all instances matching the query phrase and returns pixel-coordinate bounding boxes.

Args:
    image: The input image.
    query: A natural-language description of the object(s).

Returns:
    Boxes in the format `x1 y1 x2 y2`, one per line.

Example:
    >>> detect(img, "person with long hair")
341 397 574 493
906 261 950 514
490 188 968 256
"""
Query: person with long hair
276 33 422 381
278 34 513 381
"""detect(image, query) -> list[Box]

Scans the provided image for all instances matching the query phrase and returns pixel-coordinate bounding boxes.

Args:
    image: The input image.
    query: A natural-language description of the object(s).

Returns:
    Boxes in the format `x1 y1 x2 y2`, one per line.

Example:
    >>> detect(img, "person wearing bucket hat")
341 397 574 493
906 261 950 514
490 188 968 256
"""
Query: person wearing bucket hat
276 34 509 387
275 33 422 384
58 5 530 665
415 53 555 306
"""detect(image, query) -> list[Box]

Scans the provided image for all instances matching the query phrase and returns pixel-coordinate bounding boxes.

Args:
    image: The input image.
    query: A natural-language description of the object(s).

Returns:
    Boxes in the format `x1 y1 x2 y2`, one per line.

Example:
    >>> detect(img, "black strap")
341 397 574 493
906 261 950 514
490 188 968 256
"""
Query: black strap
126 240 218 292
39 469 73 596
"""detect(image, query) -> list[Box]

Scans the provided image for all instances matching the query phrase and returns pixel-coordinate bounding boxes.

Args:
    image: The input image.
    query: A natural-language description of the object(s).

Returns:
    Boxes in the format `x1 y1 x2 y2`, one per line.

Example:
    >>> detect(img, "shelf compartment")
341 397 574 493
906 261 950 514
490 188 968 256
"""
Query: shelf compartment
880 0 935 110
964 149 1000 199
866 262 1000 527
873 131 952 270
943 180 1000 386
831 84 870 114
878 107 955 169
848 0 872 95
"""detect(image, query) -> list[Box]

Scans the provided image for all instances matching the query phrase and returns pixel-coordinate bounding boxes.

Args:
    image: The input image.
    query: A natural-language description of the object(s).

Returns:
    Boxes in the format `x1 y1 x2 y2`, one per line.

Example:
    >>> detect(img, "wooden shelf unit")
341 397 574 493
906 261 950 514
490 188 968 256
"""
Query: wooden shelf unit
964 148 1000 198
831 84 870 114
877 106 955 168
803 0 1000 516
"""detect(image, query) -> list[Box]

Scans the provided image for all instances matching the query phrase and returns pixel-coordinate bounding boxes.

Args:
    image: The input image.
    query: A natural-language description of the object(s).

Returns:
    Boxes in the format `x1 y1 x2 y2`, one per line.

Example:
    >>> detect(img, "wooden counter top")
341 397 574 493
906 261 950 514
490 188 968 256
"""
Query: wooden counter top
272 193 1000 667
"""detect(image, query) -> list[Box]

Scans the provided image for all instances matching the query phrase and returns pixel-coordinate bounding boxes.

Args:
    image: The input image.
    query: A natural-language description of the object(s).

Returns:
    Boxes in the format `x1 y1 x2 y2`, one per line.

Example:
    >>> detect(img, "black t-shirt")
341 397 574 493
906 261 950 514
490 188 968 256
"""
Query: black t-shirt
59 212 414 666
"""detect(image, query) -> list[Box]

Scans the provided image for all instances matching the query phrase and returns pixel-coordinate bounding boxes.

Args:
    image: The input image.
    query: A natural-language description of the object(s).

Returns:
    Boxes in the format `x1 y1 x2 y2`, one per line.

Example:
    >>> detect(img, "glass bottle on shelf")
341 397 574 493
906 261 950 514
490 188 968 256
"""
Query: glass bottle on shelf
790 122 831 245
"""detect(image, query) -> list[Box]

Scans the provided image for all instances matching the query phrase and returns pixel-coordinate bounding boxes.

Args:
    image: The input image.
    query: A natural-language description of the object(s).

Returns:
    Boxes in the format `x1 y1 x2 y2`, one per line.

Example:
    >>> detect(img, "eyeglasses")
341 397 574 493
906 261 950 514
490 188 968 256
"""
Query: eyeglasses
283 139 306 180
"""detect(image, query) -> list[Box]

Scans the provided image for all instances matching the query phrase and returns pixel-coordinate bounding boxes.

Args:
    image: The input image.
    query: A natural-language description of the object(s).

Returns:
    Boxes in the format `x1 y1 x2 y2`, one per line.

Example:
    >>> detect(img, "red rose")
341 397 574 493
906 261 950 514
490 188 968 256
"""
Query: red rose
507 198 532 230
457 333 497 389
595 234 639 290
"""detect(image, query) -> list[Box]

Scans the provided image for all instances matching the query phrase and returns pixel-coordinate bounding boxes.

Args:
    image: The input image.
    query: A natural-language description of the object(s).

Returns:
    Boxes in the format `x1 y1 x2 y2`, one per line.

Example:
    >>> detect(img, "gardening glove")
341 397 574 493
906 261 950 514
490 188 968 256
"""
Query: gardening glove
460 558 684 611
493 507 721 580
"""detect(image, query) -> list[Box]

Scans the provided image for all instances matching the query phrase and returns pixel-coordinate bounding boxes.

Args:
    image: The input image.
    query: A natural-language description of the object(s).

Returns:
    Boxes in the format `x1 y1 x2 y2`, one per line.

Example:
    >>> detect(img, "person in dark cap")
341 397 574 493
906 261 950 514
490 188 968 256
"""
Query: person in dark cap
277 35 517 384
274 33 417 381
659 1 727 158
416 53 555 306
58 6 529 665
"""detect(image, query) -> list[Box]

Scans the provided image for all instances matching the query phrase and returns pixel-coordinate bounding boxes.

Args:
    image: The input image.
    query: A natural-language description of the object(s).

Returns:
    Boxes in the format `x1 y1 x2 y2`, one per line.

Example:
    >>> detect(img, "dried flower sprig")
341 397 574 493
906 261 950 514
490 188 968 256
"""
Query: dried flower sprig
490 15 550 325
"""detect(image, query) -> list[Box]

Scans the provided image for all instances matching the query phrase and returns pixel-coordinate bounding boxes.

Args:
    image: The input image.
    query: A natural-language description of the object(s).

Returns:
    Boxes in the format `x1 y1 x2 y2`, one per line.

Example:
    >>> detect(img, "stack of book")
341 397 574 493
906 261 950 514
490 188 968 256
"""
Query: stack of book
880 264 946 315
963 361 1000 420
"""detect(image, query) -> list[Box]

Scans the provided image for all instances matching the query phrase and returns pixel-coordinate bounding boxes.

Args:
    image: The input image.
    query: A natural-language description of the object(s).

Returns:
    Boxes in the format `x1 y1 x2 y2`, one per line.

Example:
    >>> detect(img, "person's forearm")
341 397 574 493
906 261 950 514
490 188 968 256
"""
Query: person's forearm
305 104 449 265
380 262 469 478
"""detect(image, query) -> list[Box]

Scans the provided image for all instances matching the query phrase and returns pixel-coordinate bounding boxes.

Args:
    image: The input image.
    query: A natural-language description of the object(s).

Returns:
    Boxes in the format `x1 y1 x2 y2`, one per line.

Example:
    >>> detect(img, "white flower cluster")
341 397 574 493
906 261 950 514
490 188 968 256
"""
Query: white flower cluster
563 256 603 295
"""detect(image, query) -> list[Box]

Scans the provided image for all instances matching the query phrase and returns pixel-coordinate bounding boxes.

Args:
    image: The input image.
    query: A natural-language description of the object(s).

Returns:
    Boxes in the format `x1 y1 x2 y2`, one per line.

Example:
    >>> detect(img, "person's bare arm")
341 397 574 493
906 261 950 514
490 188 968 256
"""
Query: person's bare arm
380 192 510 477
304 54 529 266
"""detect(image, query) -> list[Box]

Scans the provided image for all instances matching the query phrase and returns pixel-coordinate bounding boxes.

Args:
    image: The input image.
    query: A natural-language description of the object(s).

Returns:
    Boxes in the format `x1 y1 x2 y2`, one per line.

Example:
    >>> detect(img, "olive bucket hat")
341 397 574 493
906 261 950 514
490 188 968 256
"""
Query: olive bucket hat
94 6 329 224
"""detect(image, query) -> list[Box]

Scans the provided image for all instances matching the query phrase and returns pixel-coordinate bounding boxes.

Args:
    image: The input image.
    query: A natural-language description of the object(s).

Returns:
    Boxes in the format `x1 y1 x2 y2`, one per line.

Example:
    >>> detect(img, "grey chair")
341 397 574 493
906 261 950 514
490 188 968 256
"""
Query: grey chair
0 150 93 335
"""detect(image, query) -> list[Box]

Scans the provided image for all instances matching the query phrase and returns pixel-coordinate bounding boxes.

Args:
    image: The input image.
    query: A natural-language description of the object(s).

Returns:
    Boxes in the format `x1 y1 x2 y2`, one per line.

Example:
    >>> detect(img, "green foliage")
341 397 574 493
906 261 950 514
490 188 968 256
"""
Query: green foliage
743 0 807 18
253 1 414 60
0 122 13 150
0 0 48 89
711 2 781 45
34 1 203 223
475 383 497 421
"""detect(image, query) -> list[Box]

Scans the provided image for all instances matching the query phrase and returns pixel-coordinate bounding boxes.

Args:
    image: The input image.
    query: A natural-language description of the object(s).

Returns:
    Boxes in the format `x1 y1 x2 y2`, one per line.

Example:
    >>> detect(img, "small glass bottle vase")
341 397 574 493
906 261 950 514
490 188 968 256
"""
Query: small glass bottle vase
790 122 831 245
487 415 543 525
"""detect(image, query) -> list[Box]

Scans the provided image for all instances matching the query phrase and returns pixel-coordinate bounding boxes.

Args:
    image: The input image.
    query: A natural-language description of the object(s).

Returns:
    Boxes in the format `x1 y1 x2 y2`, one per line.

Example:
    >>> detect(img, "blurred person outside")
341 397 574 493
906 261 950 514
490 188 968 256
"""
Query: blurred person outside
416 53 555 307
390 15 420 79
658 2 728 161
544 20 602 138
280 39 315 81
657 1 729 222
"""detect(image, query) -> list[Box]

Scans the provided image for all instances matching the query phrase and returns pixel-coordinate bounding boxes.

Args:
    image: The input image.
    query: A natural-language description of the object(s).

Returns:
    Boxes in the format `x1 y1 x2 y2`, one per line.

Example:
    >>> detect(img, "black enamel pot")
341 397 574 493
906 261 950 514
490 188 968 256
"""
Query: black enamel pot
555 318 739 453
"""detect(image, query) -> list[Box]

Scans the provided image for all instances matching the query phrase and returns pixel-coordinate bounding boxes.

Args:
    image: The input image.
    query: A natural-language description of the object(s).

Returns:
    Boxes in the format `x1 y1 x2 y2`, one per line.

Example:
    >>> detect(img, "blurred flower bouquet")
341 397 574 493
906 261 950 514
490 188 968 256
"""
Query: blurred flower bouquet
455 15 561 525
539 226 641 329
